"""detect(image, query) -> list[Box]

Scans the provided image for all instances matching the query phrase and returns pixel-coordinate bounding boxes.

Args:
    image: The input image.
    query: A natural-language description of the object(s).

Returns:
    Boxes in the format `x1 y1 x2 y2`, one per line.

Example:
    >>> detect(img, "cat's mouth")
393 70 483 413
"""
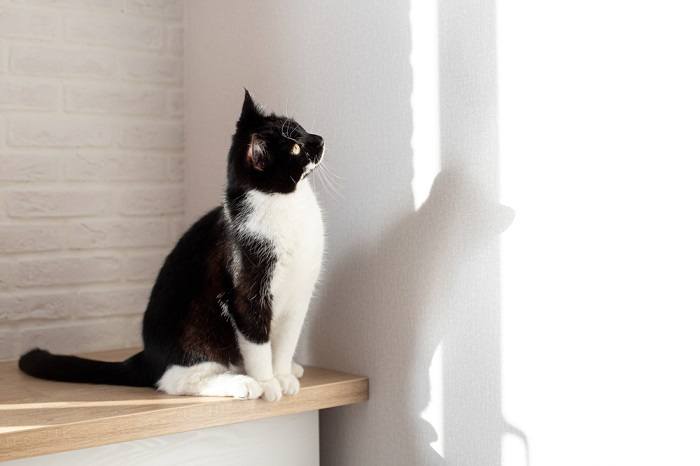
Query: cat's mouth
301 145 325 180
301 163 317 180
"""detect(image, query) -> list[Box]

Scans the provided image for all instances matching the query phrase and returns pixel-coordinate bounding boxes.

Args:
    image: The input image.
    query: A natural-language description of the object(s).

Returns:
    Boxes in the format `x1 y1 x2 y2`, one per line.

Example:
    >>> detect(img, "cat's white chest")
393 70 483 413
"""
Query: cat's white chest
243 181 324 314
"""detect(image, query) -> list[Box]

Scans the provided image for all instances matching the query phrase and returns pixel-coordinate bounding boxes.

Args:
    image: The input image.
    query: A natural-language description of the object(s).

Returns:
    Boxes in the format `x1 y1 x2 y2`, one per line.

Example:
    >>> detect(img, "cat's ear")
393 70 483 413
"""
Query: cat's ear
246 134 267 171
238 89 265 128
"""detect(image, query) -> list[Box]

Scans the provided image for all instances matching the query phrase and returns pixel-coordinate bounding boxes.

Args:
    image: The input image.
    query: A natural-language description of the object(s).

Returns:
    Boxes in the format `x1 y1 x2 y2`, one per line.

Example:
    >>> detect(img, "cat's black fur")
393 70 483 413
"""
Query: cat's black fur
18 90 324 388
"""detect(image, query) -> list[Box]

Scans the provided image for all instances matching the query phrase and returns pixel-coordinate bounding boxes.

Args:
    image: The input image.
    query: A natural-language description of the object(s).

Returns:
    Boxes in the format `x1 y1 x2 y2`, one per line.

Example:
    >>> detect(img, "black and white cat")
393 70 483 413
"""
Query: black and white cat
19 90 325 402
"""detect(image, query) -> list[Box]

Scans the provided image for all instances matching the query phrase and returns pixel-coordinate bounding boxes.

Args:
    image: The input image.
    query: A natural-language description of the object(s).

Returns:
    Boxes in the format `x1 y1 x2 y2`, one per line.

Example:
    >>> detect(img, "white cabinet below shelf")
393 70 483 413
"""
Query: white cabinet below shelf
4 411 319 466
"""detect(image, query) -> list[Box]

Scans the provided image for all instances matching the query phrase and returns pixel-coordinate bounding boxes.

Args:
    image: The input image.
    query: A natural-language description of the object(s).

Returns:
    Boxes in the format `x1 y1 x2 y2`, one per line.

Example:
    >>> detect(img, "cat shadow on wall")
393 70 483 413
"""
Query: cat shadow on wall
309 166 523 465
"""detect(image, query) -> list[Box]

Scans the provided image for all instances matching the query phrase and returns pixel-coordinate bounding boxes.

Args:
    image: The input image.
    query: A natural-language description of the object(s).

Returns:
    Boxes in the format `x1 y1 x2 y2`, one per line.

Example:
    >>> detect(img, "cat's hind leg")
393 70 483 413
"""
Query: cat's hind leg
156 362 262 399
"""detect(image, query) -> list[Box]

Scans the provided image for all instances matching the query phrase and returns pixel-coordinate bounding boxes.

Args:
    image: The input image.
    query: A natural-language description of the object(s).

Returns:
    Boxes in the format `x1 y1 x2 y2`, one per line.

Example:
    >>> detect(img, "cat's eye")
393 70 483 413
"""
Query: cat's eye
291 143 301 156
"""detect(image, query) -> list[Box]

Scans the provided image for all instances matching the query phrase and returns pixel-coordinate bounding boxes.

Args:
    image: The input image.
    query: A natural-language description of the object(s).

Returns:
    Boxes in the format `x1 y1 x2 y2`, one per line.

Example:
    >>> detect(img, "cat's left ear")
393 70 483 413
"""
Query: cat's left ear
238 89 265 128
246 134 267 171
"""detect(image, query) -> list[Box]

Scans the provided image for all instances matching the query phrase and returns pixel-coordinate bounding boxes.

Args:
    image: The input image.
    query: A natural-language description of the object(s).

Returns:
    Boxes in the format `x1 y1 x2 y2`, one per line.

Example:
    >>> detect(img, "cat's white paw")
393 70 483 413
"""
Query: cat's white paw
199 373 262 399
237 376 263 399
276 373 300 396
259 378 283 401
291 361 304 378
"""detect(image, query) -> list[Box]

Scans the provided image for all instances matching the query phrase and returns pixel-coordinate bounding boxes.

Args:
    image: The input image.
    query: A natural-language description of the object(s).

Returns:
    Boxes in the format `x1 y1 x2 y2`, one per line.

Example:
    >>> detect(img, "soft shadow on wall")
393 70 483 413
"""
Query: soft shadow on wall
294 1 520 465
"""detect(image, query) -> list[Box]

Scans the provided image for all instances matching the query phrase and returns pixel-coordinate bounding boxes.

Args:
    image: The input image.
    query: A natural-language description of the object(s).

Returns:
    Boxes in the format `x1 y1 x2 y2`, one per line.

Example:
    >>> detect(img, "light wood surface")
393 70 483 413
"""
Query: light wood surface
0 348 369 462
4 412 319 466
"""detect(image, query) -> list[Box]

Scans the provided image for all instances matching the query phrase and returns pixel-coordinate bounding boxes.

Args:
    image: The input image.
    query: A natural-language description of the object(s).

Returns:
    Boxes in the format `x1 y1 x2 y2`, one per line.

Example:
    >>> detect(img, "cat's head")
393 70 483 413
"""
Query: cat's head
228 90 325 194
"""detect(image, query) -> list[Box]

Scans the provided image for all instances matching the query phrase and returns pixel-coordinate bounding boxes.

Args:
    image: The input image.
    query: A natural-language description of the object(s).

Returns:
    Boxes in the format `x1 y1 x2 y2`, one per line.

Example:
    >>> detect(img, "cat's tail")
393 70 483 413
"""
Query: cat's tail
18 349 154 387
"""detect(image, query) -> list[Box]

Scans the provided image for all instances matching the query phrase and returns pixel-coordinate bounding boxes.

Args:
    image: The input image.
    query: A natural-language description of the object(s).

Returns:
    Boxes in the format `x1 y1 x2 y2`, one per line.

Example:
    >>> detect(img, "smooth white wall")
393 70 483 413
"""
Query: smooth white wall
499 1 700 465
185 1 502 465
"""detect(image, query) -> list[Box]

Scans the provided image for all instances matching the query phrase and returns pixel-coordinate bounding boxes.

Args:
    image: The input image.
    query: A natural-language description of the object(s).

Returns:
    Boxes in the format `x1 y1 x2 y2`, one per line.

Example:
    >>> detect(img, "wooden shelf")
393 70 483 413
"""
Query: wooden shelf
0 348 368 462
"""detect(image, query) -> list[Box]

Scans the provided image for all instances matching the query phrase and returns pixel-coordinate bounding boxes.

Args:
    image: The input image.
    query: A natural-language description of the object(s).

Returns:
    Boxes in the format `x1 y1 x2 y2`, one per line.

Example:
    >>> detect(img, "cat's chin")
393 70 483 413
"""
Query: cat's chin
298 161 318 182
292 177 311 190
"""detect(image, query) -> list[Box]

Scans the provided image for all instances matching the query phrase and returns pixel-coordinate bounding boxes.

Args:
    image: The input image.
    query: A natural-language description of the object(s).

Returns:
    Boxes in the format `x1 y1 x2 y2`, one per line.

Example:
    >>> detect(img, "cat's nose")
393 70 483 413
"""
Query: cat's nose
308 134 324 163
308 134 324 149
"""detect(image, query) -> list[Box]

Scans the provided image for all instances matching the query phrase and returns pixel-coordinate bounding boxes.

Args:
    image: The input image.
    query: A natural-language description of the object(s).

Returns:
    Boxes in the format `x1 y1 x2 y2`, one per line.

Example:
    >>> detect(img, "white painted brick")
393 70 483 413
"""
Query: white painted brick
167 89 183 116
0 192 7 221
5 189 112 217
0 329 18 361
0 0 183 354
0 79 58 110
18 316 142 355
0 286 149 320
168 215 185 242
167 156 183 180
0 6 58 39
71 286 150 316
167 25 182 54
121 54 182 83
0 41 6 74
0 224 63 253
64 153 167 181
120 122 183 149
64 218 169 249
119 186 183 215
124 0 182 19
122 250 165 282
11 45 117 79
65 15 163 51
65 84 165 116
12 0 116 10
17 255 121 287
0 260 17 291
0 154 61 180
0 290 74 321
8 116 112 147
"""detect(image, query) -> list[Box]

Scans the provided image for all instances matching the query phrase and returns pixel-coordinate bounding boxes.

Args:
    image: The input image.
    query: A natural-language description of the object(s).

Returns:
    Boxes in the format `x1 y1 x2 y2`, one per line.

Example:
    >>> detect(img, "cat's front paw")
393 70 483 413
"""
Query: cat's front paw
291 361 304 378
276 373 300 396
259 378 283 401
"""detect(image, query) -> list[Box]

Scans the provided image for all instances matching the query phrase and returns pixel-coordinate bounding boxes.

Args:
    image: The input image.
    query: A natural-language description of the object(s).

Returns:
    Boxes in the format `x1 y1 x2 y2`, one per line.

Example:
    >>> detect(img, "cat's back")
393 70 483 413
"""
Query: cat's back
142 206 232 366
146 207 227 313
164 206 226 269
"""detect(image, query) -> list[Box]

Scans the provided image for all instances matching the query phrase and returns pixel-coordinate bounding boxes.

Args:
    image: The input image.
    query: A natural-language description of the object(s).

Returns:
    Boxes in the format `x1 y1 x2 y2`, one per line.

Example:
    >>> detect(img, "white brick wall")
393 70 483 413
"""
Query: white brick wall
0 0 185 360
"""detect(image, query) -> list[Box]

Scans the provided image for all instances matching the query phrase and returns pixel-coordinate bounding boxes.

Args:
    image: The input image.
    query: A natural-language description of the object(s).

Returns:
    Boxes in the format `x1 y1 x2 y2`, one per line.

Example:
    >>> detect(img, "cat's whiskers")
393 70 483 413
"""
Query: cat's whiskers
318 160 343 180
310 168 318 192
313 163 342 200
282 119 294 139
318 162 342 191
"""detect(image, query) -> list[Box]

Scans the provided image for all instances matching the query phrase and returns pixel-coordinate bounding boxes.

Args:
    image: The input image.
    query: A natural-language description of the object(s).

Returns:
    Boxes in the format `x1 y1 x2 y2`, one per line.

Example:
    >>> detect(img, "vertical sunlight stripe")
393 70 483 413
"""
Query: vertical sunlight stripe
409 0 441 210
